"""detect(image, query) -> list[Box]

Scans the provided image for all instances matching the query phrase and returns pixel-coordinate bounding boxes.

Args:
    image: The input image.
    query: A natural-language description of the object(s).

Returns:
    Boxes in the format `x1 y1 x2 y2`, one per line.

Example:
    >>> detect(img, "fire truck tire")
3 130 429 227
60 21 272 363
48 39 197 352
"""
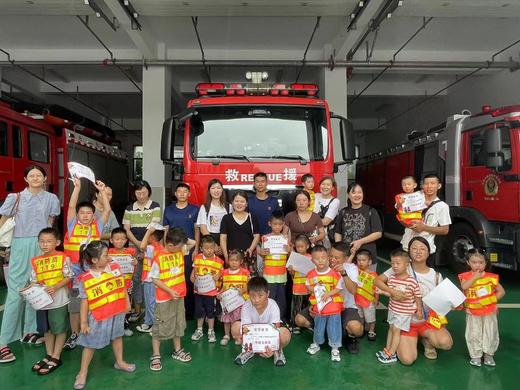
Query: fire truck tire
446 223 480 273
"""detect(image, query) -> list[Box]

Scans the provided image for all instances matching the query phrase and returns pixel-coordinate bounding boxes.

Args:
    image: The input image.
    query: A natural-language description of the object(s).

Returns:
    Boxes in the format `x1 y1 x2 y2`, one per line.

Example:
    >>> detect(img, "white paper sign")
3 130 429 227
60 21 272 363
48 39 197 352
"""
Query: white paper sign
401 191 427 213
67 162 96 183
195 273 216 294
314 284 332 313
423 278 466 316
110 255 135 274
147 222 165 231
220 288 246 313
20 285 54 310
286 252 314 275
242 323 280 353
262 235 288 255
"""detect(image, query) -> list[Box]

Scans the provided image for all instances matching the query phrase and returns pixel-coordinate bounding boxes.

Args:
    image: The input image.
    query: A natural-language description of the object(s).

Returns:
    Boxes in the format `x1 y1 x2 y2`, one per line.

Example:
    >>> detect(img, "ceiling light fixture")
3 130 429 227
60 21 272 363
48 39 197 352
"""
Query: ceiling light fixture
398 0 403 6
83 0 89 5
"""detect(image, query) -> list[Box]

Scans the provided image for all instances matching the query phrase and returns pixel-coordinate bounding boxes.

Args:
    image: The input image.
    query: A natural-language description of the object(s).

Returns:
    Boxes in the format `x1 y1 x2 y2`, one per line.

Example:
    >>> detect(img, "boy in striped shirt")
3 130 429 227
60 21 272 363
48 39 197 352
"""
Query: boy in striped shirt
377 249 423 363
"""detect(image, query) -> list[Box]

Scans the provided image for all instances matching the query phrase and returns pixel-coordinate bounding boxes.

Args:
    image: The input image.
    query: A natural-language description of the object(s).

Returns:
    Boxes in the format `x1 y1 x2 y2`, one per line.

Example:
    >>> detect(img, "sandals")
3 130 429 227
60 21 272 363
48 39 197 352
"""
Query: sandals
0 346 16 363
37 357 62 376
20 333 44 345
114 362 136 372
32 354 51 371
73 373 87 390
171 348 192 362
150 355 162 371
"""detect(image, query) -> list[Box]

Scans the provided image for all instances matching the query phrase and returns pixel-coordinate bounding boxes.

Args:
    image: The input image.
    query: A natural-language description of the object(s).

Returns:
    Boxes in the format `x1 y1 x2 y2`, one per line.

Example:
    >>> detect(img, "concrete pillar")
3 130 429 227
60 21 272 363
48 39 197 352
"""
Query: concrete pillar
142 66 171 208
319 67 349 206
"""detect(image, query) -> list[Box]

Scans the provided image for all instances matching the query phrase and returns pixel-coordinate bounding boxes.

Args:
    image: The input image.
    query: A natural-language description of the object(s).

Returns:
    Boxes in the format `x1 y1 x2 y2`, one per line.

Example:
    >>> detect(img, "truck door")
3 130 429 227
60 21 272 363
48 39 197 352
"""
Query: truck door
0 120 13 200
461 125 519 222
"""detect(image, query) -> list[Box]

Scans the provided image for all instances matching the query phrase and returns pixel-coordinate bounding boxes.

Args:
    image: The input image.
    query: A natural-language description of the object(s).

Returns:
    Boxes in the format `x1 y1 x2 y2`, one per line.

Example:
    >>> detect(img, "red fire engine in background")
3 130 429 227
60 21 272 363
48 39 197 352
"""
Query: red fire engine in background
356 104 520 271
161 78 355 213
0 101 129 226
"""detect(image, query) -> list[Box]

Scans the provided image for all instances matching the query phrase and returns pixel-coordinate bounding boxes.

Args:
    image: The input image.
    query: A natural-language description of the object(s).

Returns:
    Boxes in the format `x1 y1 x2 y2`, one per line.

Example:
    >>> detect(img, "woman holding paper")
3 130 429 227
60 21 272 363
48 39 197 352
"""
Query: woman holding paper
375 237 453 365
0 165 60 363
283 190 325 246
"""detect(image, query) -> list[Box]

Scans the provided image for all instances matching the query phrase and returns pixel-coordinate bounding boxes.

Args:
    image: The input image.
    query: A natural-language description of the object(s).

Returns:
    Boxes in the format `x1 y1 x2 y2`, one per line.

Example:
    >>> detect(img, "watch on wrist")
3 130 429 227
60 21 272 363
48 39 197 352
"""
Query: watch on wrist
340 270 347 277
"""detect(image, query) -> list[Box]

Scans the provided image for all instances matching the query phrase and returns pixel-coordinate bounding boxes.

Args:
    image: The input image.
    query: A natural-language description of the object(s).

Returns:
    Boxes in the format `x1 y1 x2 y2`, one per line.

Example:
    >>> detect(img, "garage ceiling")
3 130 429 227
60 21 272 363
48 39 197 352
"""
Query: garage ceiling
0 0 519 130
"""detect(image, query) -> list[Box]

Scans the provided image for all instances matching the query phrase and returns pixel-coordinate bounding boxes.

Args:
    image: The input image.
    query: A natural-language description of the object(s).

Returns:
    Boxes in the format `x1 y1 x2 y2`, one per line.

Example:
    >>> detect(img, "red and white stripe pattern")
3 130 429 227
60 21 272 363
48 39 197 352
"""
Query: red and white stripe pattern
388 275 421 315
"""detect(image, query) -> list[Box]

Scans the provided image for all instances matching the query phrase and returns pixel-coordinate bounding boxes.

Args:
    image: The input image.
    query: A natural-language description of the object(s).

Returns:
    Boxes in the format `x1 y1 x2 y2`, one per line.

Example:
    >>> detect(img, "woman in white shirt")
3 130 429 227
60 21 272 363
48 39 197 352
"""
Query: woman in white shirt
313 176 340 247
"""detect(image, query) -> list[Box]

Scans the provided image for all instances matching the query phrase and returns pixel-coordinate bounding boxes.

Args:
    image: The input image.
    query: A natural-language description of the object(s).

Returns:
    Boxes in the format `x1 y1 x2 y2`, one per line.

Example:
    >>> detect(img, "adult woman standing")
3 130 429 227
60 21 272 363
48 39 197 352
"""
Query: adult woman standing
196 179 232 253
334 183 382 267
220 191 260 264
0 165 60 363
283 190 325 245
313 176 340 247
122 180 161 323
93 185 119 241
376 237 453 365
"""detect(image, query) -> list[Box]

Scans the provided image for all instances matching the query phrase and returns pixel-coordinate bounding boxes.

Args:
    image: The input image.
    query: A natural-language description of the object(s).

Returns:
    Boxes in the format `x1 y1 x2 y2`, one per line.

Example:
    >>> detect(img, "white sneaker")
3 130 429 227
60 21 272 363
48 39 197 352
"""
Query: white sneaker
191 328 204 341
331 348 341 362
208 330 217 343
234 350 255 366
274 350 286 366
220 336 230 346
124 328 134 337
306 343 320 355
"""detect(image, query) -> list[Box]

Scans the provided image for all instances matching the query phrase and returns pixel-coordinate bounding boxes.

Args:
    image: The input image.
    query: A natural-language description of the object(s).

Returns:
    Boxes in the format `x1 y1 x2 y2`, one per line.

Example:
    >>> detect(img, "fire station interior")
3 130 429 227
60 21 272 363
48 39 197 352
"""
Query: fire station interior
1 1 520 388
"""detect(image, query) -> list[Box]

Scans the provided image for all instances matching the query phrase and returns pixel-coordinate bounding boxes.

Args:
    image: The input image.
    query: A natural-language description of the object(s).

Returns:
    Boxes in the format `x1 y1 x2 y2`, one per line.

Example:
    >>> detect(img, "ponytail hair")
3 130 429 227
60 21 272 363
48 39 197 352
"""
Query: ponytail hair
79 240 108 270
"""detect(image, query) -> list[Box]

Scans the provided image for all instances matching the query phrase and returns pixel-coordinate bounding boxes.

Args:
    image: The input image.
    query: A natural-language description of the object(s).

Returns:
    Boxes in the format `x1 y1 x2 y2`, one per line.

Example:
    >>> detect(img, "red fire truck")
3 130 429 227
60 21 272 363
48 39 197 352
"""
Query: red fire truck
356 104 520 271
0 101 129 224
161 80 355 212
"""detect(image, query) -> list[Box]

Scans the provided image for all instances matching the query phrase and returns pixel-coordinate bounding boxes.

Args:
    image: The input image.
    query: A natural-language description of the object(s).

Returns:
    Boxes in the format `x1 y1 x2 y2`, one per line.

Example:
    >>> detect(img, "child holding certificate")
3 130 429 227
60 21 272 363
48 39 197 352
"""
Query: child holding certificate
29 228 73 375
287 234 311 334
108 228 138 337
218 250 250 345
257 211 289 322
190 235 224 343
232 277 291 367
395 175 424 227
73 241 134 389
354 249 379 341
305 245 344 362
459 249 505 367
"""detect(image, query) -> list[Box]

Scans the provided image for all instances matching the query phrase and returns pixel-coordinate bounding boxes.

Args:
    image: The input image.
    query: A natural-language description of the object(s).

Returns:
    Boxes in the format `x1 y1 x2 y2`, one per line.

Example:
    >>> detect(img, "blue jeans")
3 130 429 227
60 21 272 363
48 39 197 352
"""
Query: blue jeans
313 314 342 348
143 281 156 326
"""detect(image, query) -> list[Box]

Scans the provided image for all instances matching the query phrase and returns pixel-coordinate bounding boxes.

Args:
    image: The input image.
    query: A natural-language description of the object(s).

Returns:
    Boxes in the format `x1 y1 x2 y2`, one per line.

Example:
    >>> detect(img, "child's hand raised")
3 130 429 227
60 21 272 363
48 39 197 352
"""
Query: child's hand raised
94 180 106 192
73 177 81 188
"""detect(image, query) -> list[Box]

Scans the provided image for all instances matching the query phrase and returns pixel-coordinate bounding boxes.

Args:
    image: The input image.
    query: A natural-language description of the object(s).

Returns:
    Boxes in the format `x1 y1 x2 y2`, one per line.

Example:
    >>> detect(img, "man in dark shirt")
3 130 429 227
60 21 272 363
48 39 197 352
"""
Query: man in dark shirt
248 172 282 235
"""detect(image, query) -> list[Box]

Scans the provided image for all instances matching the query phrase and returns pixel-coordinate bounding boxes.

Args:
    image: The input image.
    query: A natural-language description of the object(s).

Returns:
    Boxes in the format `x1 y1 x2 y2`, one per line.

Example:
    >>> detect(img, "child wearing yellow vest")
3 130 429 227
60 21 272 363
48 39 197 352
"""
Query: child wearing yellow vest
29 228 72 376
108 228 138 337
305 245 344 362
354 249 379 341
287 234 311 334
459 249 505 367
217 250 250 345
136 228 164 333
301 174 315 212
64 178 111 351
148 228 196 371
190 235 224 343
395 175 424 227
258 211 290 322
73 240 134 390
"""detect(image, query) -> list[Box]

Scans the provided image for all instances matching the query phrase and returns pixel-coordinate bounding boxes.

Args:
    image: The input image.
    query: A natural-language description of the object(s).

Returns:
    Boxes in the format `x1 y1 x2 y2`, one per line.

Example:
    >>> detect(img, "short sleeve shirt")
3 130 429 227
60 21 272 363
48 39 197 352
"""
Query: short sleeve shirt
196 204 232 234
0 188 60 238
313 194 340 221
334 204 382 264
284 211 323 244
95 209 119 238
30 254 73 309
122 200 162 241
400 198 451 253
220 213 259 252
163 203 199 239
247 195 281 235
241 298 280 325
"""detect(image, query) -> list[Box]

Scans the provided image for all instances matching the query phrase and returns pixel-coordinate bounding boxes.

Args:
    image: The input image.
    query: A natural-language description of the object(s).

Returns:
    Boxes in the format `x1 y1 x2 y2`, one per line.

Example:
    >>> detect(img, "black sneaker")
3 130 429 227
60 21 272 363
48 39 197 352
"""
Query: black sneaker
345 336 359 354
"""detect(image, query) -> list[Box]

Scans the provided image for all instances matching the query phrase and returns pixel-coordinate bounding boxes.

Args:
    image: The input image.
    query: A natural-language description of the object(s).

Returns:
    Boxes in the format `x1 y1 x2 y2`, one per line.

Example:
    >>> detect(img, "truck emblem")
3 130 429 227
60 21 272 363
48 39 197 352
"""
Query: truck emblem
483 175 499 196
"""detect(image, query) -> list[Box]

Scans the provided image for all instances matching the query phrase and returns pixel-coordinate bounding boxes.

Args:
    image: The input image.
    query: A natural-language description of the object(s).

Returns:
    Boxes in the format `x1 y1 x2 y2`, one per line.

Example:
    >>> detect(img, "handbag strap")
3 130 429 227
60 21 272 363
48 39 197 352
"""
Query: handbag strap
8 193 21 217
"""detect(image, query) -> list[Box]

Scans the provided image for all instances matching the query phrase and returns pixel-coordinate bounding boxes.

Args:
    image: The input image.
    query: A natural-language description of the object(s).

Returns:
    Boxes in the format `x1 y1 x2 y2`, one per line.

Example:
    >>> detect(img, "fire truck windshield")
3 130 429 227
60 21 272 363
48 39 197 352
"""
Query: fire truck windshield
190 105 328 161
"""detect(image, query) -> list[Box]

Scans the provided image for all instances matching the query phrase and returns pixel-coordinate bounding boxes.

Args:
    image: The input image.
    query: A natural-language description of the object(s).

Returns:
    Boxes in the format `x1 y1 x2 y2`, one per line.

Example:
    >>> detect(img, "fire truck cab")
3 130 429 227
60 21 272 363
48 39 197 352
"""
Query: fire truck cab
161 81 355 213
357 105 520 271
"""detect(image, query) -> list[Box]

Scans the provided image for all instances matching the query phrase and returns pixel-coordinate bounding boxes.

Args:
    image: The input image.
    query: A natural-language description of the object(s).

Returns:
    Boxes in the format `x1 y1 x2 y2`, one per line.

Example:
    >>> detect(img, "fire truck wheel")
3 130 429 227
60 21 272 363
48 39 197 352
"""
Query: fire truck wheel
446 223 479 273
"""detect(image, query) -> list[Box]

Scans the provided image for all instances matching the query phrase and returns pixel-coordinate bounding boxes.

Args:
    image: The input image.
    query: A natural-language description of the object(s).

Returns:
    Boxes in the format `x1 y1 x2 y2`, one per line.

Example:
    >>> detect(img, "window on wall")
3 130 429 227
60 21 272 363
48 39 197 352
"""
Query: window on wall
133 146 143 181
28 131 49 163
0 122 7 156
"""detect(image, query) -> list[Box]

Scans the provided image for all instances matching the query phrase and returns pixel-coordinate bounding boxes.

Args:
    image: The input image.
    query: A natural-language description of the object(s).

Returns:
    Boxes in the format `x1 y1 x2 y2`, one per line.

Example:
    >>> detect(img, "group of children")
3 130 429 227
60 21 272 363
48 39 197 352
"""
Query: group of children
22 176 507 388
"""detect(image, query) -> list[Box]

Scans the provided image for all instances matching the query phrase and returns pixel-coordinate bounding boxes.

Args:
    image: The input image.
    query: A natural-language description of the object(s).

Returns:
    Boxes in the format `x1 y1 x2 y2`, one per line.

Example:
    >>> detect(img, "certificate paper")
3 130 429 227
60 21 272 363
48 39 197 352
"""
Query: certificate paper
67 162 96 183
20 285 54 310
286 252 314 275
220 288 245 313
195 273 216 294
423 278 466 316
314 284 332 313
242 324 280 353
400 191 427 213
262 235 288 254
110 255 135 274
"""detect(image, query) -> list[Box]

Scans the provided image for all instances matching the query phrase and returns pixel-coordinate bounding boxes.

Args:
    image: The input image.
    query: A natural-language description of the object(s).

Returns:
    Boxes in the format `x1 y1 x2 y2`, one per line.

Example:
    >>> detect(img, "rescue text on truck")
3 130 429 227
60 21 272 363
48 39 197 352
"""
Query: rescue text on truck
160 81 355 212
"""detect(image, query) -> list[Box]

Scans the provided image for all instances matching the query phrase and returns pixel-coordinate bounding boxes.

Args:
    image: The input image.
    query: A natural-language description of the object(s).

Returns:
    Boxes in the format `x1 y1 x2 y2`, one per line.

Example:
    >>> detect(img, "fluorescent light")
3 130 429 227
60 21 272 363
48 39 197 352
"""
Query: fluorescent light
83 0 89 5
398 0 403 6
124 0 129 5
95 11 101 18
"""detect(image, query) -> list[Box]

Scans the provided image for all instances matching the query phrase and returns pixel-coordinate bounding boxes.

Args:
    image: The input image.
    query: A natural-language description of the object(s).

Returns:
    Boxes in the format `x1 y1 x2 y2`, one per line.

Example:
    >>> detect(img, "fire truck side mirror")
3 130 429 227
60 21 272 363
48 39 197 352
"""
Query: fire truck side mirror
484 127 504 171
161 117 178 162
331 114 356 163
